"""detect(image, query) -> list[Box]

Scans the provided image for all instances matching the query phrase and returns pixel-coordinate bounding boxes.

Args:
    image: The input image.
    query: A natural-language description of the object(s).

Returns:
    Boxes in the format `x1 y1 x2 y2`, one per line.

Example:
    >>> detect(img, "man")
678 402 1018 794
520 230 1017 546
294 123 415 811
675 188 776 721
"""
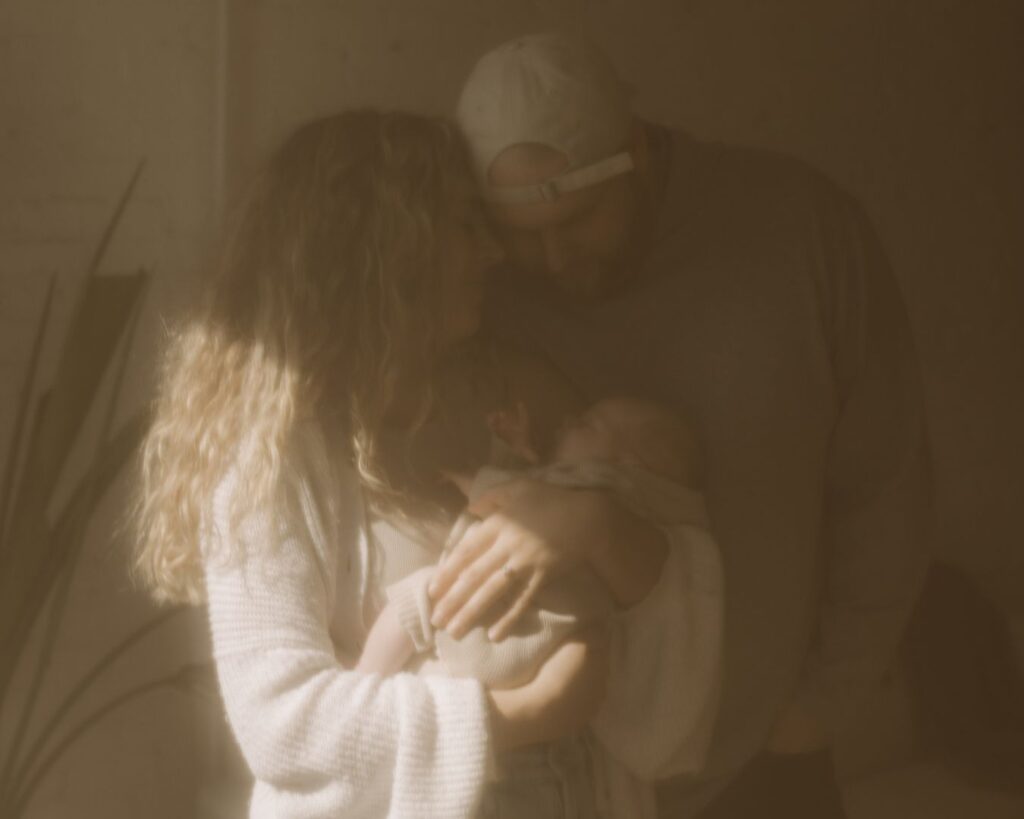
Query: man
434 32 932 817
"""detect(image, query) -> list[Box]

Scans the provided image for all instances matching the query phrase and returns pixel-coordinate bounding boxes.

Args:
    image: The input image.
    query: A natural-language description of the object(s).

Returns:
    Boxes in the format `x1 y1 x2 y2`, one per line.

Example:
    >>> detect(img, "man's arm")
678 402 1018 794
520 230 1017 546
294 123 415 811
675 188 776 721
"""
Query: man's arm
780 185 932 747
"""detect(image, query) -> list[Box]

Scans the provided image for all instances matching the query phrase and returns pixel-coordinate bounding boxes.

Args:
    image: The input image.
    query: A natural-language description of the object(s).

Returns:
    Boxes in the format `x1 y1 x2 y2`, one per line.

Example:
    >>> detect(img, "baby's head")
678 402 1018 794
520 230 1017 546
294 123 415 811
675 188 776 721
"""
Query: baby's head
553 397 703 487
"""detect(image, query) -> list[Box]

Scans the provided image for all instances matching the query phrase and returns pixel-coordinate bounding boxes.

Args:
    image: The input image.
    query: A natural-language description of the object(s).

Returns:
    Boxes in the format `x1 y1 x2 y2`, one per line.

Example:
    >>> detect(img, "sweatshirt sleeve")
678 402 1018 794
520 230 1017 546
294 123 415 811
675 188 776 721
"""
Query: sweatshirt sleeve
203 466 492 819
590 523 724 780
790 186 932 737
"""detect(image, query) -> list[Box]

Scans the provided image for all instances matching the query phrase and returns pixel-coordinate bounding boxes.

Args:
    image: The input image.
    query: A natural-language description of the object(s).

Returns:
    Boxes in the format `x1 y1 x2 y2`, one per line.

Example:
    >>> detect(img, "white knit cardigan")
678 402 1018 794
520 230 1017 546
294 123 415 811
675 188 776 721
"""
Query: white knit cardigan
201 423 723 818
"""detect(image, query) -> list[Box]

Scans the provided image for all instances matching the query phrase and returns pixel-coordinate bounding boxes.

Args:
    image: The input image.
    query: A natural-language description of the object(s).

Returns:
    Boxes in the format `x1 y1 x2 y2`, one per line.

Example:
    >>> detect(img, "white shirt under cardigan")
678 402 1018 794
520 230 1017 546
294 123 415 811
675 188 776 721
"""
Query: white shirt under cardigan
201 422 723 819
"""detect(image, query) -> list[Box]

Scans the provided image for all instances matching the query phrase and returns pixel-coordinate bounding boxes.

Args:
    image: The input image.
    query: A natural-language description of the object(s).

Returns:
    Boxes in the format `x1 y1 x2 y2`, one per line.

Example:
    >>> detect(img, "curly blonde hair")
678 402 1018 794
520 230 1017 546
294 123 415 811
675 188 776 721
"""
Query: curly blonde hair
134 110 470 604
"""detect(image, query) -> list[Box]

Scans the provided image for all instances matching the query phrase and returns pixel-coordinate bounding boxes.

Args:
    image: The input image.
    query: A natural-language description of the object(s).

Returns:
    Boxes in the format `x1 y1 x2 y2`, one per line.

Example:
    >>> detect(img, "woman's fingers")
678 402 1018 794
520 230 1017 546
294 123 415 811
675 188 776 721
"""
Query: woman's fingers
445 555 524 639
428 519 495 600
487 572 543 642
431 535 508 629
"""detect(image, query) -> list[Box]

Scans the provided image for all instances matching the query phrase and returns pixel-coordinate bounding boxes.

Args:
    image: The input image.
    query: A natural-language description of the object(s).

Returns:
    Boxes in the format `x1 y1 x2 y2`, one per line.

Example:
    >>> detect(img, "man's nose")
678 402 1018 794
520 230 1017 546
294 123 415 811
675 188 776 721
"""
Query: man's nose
540 229 569 272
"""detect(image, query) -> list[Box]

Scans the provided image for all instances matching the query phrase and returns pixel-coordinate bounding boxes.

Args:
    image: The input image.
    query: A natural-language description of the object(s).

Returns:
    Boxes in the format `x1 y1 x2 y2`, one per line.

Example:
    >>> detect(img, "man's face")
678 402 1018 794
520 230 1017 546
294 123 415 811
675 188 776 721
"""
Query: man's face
486 143 639 300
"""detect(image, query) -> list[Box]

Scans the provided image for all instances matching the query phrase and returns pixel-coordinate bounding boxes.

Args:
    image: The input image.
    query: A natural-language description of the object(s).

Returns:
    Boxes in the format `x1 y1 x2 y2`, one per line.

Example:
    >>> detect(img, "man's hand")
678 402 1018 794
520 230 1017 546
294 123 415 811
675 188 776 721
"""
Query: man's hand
766 700 829 754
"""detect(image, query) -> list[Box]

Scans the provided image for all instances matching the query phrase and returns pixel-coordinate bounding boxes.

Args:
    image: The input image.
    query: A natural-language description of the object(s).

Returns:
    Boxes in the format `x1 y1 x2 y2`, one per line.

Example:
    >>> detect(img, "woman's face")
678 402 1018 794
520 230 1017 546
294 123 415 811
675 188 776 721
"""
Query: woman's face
436 183 504 349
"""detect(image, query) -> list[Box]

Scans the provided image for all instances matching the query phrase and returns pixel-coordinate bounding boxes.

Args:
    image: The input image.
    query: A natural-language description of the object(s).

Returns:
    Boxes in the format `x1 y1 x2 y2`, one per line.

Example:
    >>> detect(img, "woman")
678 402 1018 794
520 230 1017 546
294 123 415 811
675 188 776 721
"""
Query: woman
133 111 609 818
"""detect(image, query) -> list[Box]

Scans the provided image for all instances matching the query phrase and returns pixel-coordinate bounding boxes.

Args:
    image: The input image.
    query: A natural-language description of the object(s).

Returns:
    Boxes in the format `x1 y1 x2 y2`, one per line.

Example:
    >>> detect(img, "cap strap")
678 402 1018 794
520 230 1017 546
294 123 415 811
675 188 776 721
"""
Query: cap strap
483 151 634 205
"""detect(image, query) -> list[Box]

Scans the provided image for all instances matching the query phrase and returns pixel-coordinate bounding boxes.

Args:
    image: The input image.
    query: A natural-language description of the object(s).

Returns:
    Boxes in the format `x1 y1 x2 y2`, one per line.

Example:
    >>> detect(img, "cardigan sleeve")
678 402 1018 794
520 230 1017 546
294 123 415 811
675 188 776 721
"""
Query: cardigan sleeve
202 453 492 819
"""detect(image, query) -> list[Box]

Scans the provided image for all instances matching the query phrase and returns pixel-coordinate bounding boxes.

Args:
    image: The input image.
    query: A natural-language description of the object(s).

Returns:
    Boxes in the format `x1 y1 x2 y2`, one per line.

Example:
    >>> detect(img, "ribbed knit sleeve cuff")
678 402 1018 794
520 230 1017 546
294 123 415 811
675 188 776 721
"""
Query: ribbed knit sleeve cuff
386 566 437 653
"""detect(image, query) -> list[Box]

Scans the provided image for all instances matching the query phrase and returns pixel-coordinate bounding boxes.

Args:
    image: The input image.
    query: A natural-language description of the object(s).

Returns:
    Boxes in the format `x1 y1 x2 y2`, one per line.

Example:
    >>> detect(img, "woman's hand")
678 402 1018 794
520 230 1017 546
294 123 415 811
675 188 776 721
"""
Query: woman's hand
487 628 609 752
428 478 603 640
428 479 669 640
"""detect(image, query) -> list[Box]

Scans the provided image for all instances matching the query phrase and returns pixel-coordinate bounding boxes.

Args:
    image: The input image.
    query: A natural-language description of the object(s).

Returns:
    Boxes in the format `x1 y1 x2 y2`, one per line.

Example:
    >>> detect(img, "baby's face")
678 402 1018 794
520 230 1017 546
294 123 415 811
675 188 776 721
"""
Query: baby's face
553 403 630 464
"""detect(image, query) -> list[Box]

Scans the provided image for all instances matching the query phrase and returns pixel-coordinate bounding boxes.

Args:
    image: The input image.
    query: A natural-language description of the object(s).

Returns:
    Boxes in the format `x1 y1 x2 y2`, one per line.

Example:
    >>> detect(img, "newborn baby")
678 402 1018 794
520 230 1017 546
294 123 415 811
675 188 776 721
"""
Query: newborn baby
357 396 711 688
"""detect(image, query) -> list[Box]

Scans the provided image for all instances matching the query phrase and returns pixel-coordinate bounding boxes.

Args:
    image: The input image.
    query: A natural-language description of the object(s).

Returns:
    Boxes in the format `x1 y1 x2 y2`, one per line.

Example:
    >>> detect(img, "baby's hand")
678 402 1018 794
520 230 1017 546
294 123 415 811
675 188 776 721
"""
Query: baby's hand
487 401 539 464
356 601 416 675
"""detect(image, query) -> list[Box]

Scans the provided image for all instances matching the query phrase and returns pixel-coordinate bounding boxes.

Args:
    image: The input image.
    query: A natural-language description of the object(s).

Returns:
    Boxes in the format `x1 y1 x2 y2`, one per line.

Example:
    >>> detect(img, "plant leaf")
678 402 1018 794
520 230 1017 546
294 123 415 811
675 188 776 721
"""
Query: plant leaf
0 274 57 546
0 413 148 706
12 272 148 514
3 607 185 797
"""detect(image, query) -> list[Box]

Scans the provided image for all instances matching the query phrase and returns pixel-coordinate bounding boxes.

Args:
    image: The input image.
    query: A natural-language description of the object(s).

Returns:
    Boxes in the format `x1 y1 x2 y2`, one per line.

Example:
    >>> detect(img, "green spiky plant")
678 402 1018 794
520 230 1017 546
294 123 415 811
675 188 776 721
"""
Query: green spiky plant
0 163 213 817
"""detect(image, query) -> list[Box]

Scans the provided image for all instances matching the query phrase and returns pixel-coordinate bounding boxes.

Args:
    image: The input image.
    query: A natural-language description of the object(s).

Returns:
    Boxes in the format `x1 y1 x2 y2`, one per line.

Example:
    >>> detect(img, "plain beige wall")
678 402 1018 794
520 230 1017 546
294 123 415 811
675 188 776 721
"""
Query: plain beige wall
1 1 1021 816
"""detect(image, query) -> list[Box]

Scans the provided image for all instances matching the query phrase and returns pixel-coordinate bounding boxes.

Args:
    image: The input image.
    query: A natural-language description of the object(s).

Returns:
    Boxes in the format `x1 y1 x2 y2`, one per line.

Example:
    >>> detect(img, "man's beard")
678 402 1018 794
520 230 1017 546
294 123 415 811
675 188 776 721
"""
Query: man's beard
546 237 642 303
553 206 649 302
552 260 626 301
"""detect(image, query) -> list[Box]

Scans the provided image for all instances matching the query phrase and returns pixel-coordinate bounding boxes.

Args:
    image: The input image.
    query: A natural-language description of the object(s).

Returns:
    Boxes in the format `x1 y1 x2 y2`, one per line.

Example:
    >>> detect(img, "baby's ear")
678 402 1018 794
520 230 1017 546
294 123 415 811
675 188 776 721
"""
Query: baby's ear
487 404 538 464
440 470 475 497
485 408 512 437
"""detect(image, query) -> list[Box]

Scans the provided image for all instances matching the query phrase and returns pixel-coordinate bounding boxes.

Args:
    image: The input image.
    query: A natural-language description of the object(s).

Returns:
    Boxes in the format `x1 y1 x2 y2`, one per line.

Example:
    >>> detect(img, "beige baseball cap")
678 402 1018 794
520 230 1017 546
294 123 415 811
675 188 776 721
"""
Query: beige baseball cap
456 32 634 206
